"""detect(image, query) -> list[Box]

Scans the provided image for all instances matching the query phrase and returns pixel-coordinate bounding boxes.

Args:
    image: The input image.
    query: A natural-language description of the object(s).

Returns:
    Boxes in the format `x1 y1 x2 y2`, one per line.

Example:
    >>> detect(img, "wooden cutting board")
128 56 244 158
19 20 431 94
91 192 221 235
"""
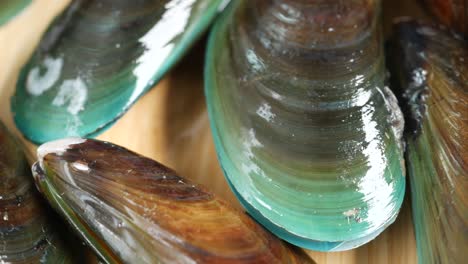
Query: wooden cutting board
0 0 430 263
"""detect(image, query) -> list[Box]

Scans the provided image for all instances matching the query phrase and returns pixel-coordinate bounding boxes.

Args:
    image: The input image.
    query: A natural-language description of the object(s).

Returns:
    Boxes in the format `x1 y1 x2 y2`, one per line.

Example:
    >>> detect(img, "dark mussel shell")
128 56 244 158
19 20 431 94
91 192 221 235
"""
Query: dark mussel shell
0 122 79 263
423 0 467 35
33 138 315 264
388 19 467 264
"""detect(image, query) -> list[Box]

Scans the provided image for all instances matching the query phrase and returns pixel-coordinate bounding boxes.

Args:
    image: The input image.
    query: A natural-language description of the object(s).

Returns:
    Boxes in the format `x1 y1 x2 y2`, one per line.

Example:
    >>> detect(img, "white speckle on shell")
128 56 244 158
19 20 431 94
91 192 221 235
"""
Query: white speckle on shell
26 56 63 96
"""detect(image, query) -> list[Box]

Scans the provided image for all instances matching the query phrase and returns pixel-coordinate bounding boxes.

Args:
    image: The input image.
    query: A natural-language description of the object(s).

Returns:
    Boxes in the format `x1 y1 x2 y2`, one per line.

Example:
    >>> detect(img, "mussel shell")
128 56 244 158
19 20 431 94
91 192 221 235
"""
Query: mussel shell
12 0 225 144
0 122 77 263
388 19 467 264
33 138 315 264
205 0 406 251
0 0 31 26
423 0 467 35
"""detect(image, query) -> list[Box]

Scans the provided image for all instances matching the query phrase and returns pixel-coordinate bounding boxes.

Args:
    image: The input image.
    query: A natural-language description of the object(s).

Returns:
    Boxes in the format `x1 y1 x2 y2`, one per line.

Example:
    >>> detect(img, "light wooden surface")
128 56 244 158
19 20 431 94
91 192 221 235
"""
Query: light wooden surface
0 1 427 263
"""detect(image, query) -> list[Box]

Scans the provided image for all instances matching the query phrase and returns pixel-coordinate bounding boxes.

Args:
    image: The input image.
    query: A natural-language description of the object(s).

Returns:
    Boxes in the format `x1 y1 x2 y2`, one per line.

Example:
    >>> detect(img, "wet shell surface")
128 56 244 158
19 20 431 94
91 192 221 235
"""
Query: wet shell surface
33 138 315 264
0 0 31 26
205 0 406 251
12 0 226 144
389 19 467 264
0 122 77 263
423 0 467 35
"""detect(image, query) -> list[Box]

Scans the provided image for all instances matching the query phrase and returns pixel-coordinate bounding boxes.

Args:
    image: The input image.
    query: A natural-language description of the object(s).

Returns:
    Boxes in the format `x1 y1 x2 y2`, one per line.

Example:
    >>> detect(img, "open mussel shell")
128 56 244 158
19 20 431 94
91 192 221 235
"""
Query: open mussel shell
33 138 315 264
11 0 226 144
205 0 406 251
0 122 78 263
0 0 31 26
388 19 467 264
422 0 467 35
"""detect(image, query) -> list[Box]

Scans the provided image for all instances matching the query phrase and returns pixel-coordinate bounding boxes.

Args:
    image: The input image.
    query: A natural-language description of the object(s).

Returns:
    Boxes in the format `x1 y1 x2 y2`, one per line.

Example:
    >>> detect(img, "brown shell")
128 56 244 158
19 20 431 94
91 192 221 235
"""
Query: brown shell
423 0 467 35
34 138 314 264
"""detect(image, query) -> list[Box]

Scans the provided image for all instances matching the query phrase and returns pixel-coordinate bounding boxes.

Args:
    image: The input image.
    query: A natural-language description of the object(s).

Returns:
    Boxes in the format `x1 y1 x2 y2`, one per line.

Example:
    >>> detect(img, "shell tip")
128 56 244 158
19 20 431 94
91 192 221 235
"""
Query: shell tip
37 137 86 162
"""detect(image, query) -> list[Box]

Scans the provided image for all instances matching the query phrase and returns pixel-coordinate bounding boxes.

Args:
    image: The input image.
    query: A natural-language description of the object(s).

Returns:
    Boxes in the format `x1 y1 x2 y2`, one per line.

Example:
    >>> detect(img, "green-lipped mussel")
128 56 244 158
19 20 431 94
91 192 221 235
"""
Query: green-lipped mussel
33 138 315 264
0 0 31 26
12 0 227 144
422 0 467 35
389 19 467 264
0 122 79 263
205 0 406 251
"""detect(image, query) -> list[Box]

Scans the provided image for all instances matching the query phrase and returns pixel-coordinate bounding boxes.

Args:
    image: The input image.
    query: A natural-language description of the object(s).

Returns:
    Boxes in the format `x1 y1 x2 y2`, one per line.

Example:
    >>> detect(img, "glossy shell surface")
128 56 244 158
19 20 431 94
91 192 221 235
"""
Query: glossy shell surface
389 20 467 264
0 123 77 263
205 0 406 251
12 0 225 144
33 138 315 264
423 0 467 35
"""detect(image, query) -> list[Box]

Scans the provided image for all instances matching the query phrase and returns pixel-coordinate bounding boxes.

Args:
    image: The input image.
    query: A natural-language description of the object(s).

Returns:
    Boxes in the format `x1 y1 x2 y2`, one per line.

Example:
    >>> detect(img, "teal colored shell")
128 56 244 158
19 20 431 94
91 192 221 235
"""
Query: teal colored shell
0 0 31 26
12 0 226 144
205 0 406 251
389 20 467 264
0 122 78 263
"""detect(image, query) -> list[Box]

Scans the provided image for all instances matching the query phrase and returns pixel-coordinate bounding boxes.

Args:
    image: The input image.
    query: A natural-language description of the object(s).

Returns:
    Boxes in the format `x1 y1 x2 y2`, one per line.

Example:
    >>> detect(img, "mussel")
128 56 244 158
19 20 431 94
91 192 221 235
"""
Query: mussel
205 0 406 251
11 0 227 144
388 19 467 264
422 0 467 35
0 0 31 26
33 138 315 263
0 122 77 263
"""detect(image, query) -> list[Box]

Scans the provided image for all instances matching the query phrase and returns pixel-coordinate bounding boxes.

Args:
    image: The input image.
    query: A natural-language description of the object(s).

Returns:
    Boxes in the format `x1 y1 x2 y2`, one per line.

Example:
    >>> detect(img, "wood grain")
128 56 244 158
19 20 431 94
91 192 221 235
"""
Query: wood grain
0 0 425 263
